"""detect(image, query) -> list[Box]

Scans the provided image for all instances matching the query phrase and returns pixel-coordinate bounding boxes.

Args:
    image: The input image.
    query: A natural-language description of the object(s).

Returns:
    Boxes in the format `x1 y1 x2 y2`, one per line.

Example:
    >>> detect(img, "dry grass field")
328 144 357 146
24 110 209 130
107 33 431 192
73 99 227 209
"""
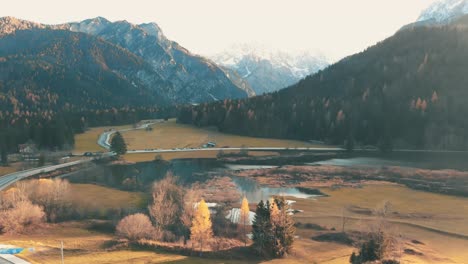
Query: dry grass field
73 125 131 154
123 150 279 162
74 119 319 161
121 119 324 151
69 183 146 210
289 184 468 263
0 222 253 264
2 183 468 263
0 166 18 176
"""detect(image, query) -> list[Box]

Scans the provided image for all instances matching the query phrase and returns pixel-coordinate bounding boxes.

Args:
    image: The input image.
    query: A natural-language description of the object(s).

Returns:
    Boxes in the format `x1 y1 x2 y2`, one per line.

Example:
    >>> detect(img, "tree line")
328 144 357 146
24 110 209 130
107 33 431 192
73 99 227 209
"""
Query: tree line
0 106 176 160
178 24 468 151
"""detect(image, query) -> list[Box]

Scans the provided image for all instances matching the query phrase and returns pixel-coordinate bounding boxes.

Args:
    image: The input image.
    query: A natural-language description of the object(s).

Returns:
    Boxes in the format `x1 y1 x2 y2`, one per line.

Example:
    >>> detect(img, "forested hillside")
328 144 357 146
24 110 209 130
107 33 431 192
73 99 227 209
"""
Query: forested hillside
0 28 173 152
179 16 468 150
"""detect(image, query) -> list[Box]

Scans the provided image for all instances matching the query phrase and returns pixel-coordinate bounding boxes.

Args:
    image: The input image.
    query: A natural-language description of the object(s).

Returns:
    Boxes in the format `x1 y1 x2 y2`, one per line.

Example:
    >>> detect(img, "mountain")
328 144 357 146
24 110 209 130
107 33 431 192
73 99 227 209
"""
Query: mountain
417 0 468 24
179 15 468 150
211 45 329 94
0 18 172 114
60 17 249 103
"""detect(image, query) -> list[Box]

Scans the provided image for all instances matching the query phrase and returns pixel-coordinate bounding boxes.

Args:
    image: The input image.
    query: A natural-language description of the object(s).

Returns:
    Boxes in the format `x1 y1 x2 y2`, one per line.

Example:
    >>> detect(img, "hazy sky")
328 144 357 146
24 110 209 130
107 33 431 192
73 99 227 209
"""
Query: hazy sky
2 0 438 62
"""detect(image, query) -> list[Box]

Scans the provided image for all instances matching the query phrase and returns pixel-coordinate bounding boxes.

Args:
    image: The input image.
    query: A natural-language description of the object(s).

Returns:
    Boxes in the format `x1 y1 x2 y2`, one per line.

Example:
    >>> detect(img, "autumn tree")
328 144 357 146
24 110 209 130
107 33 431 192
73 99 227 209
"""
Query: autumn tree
239 196 250 246
18 178 71 222
190 199 213 253
0 188 45 234
116 213 154 241
148 173 184 234
110 131 127 155
180 186 202 245
270 197 295 257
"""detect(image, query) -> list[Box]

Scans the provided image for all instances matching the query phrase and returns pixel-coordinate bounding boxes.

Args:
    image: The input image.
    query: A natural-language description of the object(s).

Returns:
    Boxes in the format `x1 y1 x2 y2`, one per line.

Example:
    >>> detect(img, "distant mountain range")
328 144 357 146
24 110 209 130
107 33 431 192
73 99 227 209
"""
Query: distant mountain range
60 17 250 103
418 0 468 23
211 45 329 94
179 14 468 150
403 0 468 29
0 16 250 114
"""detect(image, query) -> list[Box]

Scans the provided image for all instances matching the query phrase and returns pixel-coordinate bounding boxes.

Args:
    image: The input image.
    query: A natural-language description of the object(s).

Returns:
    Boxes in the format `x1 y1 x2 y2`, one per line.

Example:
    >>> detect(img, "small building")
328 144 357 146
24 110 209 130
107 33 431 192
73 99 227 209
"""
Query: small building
18 143 37 154
207 142 216 148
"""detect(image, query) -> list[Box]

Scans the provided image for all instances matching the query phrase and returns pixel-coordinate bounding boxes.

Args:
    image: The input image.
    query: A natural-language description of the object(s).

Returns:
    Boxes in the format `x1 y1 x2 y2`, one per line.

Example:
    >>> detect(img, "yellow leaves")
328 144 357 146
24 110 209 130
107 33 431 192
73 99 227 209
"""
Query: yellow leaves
240 196 250 226
270 201 279 221
190 199 213 242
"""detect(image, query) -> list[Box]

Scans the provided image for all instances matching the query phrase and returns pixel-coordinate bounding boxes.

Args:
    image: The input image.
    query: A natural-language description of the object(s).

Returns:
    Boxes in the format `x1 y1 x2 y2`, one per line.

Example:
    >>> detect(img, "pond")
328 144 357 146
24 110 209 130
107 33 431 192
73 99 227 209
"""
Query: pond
66 151 468 203
312 151 468 170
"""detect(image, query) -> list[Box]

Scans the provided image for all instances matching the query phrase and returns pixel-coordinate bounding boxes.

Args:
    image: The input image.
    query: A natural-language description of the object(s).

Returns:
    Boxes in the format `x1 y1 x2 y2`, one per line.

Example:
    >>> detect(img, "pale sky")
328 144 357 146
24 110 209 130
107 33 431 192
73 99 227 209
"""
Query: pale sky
1 0 438 62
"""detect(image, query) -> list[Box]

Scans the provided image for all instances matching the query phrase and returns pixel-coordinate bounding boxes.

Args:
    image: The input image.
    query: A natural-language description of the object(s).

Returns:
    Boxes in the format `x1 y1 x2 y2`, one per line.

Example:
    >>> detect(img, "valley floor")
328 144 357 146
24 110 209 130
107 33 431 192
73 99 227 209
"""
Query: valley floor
73 119 328 161
2 182 468 263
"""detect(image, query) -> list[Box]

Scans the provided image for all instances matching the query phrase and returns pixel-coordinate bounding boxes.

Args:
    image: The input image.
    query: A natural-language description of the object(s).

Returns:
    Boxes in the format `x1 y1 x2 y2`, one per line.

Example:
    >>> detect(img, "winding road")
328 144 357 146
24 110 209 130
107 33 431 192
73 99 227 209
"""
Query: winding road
0 160 91 191
0 119 342 191
98 121 343 154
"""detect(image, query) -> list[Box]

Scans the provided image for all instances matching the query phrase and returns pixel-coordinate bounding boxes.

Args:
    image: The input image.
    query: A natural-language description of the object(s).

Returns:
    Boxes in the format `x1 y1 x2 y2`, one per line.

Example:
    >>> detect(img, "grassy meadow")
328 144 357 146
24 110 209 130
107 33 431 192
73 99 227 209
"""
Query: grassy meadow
121 119 324 151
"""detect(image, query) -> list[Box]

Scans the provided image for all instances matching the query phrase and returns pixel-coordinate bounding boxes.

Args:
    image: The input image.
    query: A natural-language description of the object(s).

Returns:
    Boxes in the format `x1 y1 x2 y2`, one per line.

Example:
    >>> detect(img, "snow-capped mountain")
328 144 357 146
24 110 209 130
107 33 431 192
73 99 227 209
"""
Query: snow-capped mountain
211 44 329 94
418 0 468 23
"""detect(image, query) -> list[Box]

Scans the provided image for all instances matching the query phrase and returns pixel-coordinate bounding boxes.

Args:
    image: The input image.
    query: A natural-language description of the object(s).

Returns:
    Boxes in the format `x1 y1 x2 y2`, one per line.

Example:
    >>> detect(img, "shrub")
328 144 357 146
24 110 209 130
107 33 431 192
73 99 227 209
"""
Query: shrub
0 200 45 234
116 213 154 241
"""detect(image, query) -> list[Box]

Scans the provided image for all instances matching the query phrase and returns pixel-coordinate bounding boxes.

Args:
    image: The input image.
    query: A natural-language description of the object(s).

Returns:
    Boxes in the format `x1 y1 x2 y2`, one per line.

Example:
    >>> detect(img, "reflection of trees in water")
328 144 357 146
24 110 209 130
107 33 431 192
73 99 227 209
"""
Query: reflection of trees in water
68 159 225 192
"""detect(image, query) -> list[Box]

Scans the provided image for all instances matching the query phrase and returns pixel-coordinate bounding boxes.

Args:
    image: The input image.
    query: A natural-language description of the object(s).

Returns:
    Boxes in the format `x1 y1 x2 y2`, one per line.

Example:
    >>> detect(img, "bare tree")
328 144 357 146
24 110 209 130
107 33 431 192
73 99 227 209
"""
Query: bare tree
0 200 45 234
18 178 71 222
341 206 351 233
116 213 154 241
148 173 184 232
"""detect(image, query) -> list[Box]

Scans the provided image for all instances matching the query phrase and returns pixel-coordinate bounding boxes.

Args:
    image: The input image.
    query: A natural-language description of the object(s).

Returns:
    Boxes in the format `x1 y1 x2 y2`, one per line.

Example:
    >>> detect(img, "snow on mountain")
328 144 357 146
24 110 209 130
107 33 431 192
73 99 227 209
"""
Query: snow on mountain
211 44 329 94
418 0 468 23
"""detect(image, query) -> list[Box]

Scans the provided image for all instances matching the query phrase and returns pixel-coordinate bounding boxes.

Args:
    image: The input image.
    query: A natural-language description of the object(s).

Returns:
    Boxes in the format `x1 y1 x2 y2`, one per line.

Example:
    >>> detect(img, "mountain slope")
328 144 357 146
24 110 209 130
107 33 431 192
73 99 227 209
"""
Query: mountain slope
0 27 170 114
179 15 468 150
418 0 468 23
62 18 250 103
211 45 328 94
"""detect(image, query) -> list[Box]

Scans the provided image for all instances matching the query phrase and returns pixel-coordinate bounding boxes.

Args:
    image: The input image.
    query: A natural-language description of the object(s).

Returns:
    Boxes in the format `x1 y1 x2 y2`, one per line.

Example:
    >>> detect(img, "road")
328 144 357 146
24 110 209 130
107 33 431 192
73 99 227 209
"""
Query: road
0 255 30 264
97 121 160 150
0 120 342 191
0 159 91 191
126 147 344 154
97 120 344 154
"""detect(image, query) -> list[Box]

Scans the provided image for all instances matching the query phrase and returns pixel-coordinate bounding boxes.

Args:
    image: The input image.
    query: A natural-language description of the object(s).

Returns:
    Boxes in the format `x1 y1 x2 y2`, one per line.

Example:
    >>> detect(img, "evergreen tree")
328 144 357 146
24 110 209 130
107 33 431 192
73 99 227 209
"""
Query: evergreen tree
190 199 213 253
110 132 127 155
252 200 273 256
0 137 8 166
239 196 250 246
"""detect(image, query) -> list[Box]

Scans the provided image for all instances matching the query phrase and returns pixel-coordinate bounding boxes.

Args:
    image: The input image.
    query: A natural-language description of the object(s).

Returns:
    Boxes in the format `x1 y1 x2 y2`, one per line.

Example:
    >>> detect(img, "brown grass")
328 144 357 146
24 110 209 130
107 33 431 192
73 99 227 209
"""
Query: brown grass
123 150 279 162
289 184 468 263
73 125 131 154
121 119 326 150
0 222 253 264
69 184 145 210
0 163 19 176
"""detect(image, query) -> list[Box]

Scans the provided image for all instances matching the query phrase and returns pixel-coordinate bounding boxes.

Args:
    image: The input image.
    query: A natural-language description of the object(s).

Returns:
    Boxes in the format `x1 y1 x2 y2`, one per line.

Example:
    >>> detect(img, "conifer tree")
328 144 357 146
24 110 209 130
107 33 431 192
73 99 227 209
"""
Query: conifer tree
110 131 127 155
190 199 213 253
252 200 272 256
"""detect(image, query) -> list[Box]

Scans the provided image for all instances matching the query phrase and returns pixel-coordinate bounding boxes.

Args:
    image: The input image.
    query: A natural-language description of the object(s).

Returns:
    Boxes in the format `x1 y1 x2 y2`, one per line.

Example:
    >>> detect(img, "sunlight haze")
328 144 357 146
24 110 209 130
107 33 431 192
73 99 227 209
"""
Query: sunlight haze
2 0 437 61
